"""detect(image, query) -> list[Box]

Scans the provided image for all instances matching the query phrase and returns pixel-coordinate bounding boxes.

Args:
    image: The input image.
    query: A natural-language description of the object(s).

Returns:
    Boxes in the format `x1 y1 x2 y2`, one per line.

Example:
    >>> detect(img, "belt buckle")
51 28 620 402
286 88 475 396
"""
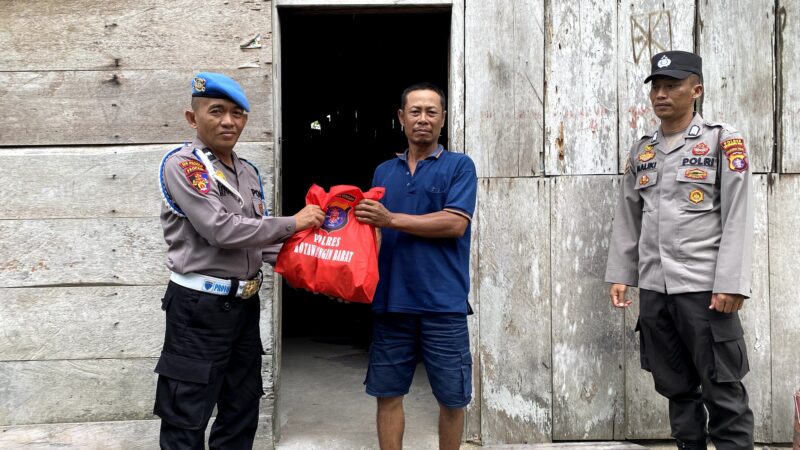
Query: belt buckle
241 272 262 299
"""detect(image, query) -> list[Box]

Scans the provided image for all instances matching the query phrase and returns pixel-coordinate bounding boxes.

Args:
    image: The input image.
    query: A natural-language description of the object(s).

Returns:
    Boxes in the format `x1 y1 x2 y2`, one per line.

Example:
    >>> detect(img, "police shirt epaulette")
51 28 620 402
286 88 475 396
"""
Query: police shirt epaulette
704 120 738 133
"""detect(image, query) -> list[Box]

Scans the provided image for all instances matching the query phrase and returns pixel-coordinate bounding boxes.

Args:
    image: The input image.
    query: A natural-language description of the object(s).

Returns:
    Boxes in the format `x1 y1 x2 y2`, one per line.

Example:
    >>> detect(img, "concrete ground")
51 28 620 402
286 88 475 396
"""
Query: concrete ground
275 338 790 450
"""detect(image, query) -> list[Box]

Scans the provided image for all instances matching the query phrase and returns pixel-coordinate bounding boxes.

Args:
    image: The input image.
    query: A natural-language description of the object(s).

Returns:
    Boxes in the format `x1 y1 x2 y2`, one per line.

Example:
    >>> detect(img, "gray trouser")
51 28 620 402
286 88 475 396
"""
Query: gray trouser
637 290 754 450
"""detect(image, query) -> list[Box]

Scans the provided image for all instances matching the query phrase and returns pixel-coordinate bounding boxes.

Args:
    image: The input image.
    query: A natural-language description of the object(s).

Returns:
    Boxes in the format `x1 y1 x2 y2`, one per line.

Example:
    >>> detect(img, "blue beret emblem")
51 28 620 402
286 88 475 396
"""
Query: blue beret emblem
193 77 206 92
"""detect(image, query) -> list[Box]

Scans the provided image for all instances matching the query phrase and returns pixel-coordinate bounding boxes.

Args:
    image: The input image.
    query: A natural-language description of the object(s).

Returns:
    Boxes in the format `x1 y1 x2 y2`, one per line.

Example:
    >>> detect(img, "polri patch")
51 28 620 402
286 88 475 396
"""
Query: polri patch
727 152 749 172
721 138 748 172
689 189 704 204
685 168 708 180
692 142 710 156
189 171 211 195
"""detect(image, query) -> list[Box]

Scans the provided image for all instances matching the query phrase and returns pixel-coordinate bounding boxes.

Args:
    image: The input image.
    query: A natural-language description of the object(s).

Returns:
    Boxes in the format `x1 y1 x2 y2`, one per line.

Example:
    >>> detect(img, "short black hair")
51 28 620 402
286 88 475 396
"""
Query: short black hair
400 82 447 111
688 73 703 85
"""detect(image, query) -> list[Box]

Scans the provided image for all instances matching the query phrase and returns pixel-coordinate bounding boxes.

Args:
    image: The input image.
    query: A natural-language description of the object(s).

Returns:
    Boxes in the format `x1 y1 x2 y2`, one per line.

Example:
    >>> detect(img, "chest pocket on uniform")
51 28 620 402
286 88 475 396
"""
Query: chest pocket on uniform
634 171 658 190
634 171 658 212
676 167 716 211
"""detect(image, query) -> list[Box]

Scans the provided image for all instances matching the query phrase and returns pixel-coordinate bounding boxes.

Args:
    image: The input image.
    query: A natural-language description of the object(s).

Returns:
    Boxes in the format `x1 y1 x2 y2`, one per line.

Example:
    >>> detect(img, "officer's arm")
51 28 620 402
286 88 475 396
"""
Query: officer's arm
605 146 644 289
165 156 296 248
713 129 754 298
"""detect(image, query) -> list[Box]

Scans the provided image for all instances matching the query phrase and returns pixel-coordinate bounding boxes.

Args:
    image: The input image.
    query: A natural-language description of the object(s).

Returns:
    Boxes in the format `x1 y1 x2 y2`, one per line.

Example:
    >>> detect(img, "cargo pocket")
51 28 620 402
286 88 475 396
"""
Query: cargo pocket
241 353 265 402
460 351 473 402
153 351 214 430
709 318 749 382
635 318 651 372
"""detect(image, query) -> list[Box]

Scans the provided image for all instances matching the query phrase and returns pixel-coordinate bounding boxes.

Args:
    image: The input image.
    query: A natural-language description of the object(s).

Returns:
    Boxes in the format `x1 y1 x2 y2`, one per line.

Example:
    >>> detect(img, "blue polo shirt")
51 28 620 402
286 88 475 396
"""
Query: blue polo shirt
371 145 478 314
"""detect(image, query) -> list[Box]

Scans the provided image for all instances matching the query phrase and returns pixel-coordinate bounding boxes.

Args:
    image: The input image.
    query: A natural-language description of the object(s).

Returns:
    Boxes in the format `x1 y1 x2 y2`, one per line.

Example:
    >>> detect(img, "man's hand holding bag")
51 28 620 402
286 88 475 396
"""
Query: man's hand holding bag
275 184 385 303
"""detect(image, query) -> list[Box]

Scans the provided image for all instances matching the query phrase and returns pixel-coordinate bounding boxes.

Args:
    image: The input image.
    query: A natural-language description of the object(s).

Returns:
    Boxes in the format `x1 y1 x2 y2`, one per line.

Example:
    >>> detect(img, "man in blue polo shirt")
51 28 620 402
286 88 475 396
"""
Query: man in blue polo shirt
355 82 477 450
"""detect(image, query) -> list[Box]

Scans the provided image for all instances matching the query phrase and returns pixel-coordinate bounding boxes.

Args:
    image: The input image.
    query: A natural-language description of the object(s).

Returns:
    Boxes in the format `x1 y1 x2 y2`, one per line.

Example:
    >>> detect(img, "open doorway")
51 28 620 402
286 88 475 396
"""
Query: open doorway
277 8 451 448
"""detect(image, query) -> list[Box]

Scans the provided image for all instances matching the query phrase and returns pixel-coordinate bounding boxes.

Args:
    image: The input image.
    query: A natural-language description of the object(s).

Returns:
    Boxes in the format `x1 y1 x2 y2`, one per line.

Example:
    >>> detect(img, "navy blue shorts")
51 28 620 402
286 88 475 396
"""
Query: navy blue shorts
364 313 472 408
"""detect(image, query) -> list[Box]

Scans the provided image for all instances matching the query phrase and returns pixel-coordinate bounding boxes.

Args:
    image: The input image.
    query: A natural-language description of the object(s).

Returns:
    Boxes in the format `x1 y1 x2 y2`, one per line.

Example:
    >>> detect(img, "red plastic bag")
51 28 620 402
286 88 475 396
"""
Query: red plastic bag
275 184 385 303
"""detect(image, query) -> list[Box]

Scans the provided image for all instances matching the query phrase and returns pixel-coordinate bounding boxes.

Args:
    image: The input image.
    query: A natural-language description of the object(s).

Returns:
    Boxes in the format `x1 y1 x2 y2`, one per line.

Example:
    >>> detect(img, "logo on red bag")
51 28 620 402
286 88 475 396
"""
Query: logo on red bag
323 200 350 232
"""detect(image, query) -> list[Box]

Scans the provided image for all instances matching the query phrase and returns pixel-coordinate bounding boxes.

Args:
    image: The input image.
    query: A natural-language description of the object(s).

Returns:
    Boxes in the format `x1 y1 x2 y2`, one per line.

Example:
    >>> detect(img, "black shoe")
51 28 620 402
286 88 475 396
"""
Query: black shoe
676 439 707 450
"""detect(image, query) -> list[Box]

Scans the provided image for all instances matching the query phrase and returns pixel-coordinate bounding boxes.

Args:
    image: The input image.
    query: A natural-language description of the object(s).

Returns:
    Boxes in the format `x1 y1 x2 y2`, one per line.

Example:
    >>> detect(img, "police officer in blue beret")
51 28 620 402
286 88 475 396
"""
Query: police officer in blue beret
607 51 754 449
154 72 325 449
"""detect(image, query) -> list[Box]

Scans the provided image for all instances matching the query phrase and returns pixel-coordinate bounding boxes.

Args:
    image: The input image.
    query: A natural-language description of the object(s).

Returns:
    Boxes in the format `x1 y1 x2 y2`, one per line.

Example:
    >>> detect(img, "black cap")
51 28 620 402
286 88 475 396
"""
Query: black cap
644 51 703 84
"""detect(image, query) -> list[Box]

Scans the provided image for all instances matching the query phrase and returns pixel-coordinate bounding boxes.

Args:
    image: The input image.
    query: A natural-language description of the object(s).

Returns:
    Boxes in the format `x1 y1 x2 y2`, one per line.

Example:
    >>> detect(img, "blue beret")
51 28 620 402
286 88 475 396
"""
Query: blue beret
191 72 251 112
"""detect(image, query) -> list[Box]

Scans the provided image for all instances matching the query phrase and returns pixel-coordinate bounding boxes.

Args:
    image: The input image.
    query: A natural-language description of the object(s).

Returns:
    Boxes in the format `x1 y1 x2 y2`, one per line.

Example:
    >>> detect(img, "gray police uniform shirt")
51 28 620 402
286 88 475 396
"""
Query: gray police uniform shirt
161 138 295 280
605 113 754 297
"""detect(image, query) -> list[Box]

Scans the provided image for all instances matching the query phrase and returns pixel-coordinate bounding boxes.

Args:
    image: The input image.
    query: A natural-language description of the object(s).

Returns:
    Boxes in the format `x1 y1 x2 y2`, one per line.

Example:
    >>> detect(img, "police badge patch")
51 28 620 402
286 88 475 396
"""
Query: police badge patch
685 168 708 180
180 159 211 195
638 145 656 162
692 142 710 156
721 138 748 173
689 189 704 204
322 201 350 232
193 77 206 92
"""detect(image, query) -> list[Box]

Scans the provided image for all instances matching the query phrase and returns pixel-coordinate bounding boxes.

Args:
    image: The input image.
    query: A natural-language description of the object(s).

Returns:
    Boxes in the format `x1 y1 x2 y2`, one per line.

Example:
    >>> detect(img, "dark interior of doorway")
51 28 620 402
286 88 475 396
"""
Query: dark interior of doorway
280 10 451 347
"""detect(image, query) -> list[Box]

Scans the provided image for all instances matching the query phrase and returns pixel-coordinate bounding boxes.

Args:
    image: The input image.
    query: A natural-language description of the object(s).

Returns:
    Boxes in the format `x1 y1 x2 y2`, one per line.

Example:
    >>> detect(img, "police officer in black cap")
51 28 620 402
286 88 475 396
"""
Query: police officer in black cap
606 51 755 449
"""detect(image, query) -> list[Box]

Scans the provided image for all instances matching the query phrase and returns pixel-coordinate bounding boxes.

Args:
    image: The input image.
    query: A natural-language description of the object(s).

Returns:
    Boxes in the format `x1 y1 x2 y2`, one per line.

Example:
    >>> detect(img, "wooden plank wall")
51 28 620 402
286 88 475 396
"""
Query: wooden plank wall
0 1 277 448
466 0 798 445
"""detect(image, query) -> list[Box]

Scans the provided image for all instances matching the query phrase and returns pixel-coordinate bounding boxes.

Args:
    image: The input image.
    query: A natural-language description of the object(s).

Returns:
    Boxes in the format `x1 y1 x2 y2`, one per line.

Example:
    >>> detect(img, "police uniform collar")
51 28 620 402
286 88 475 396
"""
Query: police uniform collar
191 137 240 167
685 113 704 138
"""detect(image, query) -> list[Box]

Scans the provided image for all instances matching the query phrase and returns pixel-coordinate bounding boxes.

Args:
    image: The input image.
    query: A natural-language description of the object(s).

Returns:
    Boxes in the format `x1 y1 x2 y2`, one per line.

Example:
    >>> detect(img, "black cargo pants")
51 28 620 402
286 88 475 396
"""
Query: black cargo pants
637 290 754 450
154 281 265 450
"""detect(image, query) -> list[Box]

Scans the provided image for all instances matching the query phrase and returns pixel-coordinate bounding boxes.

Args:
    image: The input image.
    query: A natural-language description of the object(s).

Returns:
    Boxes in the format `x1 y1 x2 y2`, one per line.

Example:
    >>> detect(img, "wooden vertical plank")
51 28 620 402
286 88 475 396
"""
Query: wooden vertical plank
544 0 617 175
550 176 623 440
780 1 800 172
448 0 466 153
271 3 285 442
465 192 482 442
739 174 772 442
698 0 774 173
617 1 695 173
768 174 800 442
465 0 545 177
478 178 551 444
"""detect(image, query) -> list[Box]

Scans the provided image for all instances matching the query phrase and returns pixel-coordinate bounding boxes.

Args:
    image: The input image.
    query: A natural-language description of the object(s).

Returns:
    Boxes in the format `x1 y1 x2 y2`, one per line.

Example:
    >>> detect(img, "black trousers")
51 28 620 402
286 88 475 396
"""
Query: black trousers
637 289 754 450
154 282 264 450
